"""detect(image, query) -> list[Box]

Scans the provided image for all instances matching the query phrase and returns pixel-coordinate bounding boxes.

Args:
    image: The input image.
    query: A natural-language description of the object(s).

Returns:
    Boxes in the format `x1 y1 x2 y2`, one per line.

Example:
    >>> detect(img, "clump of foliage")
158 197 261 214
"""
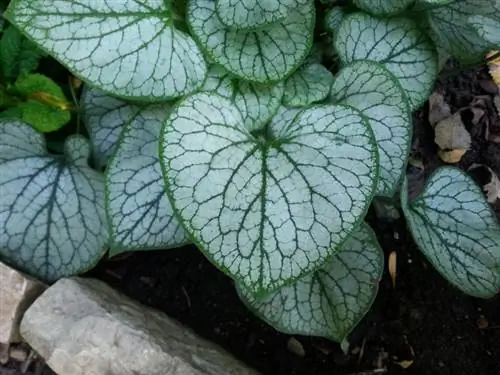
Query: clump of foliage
0 0 499 349
0 24 72 132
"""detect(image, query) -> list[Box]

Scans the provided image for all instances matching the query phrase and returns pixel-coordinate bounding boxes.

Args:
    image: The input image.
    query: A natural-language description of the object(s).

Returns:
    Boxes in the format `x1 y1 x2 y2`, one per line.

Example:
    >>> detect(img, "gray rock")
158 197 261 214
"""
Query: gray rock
0 262 45 344
20 277 259 375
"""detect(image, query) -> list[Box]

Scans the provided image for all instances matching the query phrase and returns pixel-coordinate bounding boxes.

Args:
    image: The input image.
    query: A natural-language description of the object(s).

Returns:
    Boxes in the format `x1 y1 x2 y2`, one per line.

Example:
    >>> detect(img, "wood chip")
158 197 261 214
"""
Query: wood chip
408 157 424 170
428 92 451 126
477 316 489 329
287 337 305 357
0 344 8 365
388 251 397 288
468 164 500 203
434 112 471 151
9 346 28 362
438 148 467 164
395 359 414 369
487 50 500 87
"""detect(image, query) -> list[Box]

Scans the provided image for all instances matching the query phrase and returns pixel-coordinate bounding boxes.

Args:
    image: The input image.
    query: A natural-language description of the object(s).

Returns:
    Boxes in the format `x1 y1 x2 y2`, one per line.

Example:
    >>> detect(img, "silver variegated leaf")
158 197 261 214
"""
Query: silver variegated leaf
401 167 500 298
423 0 499 63
334 12 438 110
237 223 383 343
201 64 284 132
80 87 142 170
215 0 310 30
5 0 207 100
330 60 411 197
283 63 334 107
187 0 314 83
106 104 188 256
160 92 378 294
353 0 414 15
0 121 108 282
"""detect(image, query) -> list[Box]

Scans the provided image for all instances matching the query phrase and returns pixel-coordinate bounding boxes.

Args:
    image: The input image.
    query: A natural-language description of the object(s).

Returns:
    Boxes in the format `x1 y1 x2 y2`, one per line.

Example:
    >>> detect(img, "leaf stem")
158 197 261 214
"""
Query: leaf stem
68 76 81 135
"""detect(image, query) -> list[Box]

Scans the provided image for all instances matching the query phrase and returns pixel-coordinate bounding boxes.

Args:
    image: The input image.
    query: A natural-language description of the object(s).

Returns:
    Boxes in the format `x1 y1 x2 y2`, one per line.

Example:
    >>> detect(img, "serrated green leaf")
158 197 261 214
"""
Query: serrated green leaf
8 73 71 133
187 0 314 83
0 25 43 81
160 92 378 294
423 0 499 63
5 0 207 100
106 104 188 256
334 12 438 110
201 64 284 131
330 61 411 197
283 63 334 107
0 121 108 283
353 0 414 15
80 87 142 170
236 223 383 343
401 167 500 298
468 15 500 46
215 0 310 30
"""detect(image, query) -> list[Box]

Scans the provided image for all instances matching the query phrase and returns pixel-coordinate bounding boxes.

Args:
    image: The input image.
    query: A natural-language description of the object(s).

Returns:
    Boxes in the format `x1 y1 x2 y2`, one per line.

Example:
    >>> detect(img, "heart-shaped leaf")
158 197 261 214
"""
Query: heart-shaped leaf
334 12 438 110
215 0 310 30
401 166 500 298
201 65 284 132
423 0 499 63
330 60 411 197
5 0 207 100
353 0 414 15
283 63 334 107
187 0 314 83
0 121 108 282
237 223 383 343
81 87 142 170
160 92 378 294
106 104 188 256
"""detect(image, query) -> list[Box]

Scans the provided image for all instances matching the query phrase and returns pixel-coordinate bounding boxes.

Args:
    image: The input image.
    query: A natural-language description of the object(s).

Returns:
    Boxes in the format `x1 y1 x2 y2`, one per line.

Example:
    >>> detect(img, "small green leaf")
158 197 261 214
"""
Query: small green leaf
0 24 44 81
283 63 334 107
8 73 71 133
5 0 207 100
201 64 284 132
468 15 500 45
215 0 310 30
353 0 414 15
187 0 314 83
334 12 438 110
0 121 108 282
106 104 188 256
423 0 499 63
80 87 142 170
401 167 500 298
330 60 411 197
160 92 378 294
237 223 383 343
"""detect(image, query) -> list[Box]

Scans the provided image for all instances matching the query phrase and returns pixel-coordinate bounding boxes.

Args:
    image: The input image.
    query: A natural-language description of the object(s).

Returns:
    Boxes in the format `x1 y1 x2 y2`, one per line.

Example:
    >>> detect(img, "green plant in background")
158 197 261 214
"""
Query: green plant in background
0 0 499 349
0 24 72 132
